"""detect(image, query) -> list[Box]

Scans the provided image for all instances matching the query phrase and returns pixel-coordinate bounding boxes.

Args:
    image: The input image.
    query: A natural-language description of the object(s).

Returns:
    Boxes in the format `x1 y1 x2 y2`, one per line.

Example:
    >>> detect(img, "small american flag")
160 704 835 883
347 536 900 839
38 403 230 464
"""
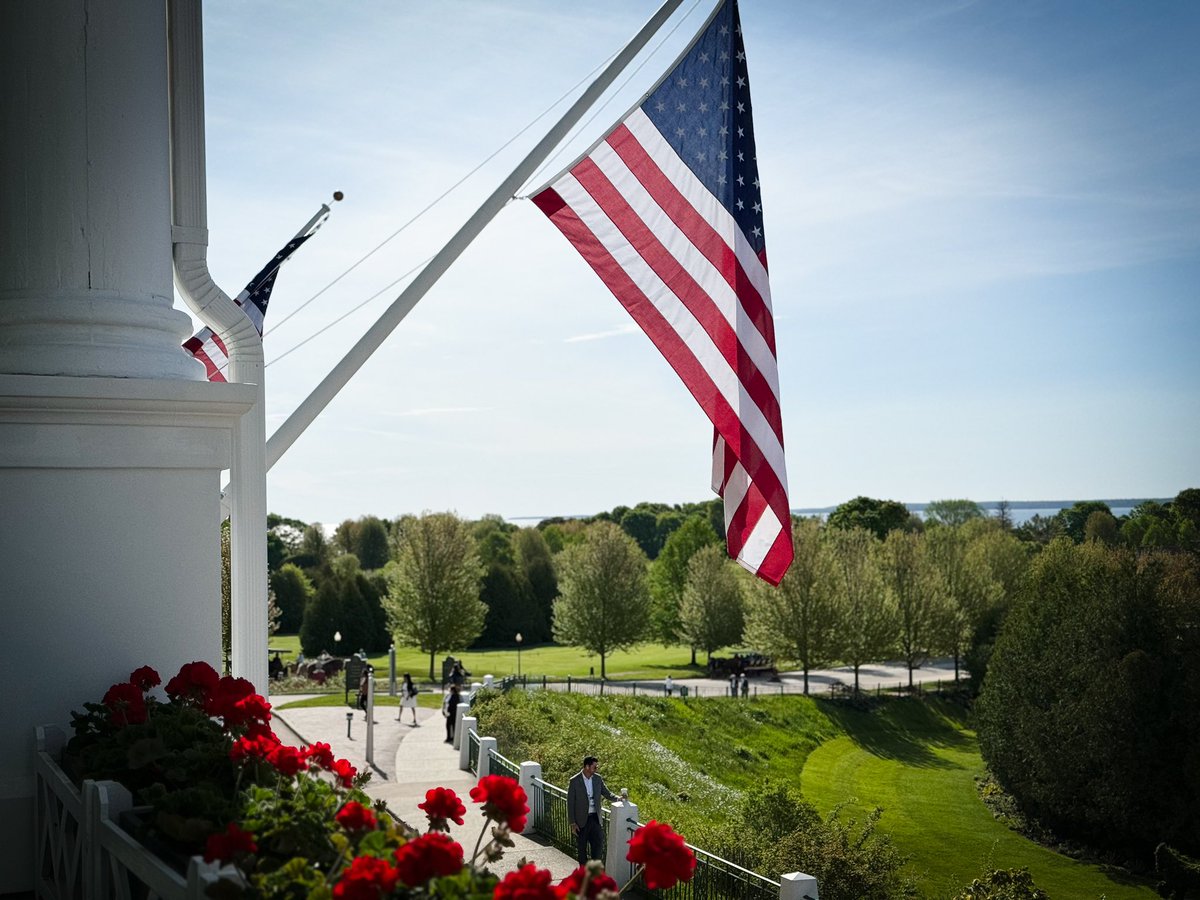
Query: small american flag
532 0 792 584
183 231 317 382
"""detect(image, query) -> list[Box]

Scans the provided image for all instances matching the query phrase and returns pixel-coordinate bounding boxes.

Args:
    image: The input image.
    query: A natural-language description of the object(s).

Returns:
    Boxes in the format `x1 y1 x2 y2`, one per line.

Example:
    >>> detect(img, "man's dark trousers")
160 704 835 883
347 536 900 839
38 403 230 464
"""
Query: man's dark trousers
576 812 604 865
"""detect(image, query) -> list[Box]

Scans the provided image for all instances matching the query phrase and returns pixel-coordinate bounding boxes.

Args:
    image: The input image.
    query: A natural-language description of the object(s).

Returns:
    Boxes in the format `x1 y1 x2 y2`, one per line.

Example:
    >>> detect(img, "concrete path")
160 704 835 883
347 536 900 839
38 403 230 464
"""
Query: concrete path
271 700 578 880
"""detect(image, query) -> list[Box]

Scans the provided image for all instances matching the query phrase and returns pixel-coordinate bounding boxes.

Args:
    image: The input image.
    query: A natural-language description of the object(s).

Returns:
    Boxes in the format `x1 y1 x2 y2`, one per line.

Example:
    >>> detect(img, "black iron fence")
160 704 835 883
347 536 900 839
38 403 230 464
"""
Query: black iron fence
467 730 479 775
489 748 520 782
530 778 609 864
627 823 779 900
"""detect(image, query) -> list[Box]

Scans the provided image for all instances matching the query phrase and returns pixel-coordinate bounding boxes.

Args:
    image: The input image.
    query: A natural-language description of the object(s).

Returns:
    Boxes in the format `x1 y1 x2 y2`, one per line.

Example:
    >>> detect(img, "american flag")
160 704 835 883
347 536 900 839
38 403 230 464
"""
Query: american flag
532 0 792 584
182 231 317 382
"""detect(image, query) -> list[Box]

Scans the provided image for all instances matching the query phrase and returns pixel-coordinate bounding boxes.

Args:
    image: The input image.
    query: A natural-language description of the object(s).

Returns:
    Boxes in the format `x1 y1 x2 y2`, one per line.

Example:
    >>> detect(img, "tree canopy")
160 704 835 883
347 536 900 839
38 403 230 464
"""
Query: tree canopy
827 496 913 540
552 521 650 678
677 544 745 663
383 511 486 680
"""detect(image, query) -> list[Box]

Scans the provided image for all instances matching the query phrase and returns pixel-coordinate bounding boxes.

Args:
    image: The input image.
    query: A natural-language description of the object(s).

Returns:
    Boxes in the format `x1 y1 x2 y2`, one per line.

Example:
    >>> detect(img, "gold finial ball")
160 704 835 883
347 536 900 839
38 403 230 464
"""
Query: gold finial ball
333 191 344 201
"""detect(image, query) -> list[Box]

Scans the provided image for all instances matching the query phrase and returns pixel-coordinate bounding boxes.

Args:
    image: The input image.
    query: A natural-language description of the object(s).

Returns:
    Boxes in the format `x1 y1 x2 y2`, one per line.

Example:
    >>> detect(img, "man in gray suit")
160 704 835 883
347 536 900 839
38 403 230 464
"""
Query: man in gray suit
566 755 619 865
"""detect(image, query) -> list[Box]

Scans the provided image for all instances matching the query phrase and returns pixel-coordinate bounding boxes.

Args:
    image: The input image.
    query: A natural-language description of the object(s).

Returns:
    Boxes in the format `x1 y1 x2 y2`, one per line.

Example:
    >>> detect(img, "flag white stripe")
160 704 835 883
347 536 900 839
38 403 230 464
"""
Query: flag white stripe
588 139 782 402
553 172 788 488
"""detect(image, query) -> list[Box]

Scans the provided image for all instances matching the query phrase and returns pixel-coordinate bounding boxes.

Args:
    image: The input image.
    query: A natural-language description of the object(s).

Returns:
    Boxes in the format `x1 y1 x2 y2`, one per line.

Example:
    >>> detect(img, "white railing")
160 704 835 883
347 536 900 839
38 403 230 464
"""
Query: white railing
459 727 819 899
34 724 230 900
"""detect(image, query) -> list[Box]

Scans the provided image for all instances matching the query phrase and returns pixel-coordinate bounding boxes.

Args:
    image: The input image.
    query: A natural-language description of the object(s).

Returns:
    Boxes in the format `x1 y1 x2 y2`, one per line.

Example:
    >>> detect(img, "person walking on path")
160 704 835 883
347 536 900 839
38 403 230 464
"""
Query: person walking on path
442 684 460 744
567 755 619 866
399 673 419 725
664 675 673 696
741 674 750 699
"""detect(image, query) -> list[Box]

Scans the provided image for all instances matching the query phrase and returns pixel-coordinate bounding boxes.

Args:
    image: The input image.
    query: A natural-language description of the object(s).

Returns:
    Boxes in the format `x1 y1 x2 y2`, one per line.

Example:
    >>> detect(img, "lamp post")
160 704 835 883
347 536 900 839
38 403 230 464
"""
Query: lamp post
516 632 523 679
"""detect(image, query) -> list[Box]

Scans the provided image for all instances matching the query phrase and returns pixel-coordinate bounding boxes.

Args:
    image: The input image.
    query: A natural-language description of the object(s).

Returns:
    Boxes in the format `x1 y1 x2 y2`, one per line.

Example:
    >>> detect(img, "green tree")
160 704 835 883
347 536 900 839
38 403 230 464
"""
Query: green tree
291 522 332 571
327 554 376 653
647 515 719 660
619 505 664 559
744 518 839 693
1084 509 1121 546
827 496 913 540
924 499 985 527
976 542 1200 859
1054 500 1112 543
827 528 895 692
552 521 650 678
926 525 1001 681
269 562 315 634
299 579 342 658
1013 514 1062 546
513 527 557 644
877 530 946 689
677 545 745 663
355 516 391 570
382 512 486 680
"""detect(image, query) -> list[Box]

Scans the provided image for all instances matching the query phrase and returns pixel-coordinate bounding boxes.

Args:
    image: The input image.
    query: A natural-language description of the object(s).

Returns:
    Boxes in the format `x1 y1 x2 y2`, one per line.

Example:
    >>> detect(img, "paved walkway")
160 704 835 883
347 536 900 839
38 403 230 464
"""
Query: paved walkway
271 700 578 880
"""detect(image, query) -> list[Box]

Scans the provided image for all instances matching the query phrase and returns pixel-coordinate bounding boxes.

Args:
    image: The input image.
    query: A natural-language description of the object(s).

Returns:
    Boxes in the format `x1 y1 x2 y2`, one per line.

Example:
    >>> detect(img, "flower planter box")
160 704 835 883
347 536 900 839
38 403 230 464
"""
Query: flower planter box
33 724 229 900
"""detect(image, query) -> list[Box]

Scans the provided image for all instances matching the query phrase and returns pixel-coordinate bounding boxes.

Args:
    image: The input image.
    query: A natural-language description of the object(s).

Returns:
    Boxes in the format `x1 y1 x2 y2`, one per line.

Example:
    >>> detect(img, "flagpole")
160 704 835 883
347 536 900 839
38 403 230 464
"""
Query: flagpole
264 0 687 471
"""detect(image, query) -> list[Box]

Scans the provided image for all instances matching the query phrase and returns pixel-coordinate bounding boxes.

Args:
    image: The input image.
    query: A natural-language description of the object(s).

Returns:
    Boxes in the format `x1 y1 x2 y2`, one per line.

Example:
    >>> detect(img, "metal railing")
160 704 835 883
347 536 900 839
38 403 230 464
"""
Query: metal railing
467 730 480 775
530 778 609 864
488 748 520 782
627 822 780 900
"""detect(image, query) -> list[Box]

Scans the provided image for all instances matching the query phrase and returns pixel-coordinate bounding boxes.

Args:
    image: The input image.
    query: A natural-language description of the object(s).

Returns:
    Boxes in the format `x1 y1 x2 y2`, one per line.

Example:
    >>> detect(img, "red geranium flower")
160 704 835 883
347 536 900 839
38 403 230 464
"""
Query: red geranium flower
227 692 272 731
303 741 336 770
393 832 464 886
627 820 695 890
331 757 358 788
203 822 257 863
419 786 466 830
469 775 529 833
165 660 220 704
555 865 618 899
333 855 400 900
229 732 280 765
102 682 147 726
267 743 307 777
204 675 256 724
336 800 378 833
495 864 558 900
129 666 161 691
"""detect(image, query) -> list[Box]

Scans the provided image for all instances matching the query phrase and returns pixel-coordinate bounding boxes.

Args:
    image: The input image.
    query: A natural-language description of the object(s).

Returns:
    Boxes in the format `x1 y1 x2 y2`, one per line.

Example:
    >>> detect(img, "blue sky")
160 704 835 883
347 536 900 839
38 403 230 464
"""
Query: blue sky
191 1 1199 525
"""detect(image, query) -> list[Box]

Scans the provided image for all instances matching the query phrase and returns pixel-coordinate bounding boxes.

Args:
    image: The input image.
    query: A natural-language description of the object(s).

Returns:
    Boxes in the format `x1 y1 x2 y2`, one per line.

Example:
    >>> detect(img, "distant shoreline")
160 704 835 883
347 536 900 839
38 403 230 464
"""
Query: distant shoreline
506 498 1167 525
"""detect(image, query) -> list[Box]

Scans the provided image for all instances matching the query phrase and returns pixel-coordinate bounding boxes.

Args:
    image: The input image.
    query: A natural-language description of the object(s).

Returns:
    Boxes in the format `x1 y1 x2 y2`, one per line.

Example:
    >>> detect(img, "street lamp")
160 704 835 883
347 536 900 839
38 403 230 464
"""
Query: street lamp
516 632 523 679
334 630 342 655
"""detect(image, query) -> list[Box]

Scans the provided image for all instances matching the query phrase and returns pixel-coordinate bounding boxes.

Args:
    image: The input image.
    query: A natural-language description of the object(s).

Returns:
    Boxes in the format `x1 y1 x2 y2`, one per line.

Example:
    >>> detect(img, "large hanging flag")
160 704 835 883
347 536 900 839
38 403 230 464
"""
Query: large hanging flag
183 221 322 382
532 0 792 584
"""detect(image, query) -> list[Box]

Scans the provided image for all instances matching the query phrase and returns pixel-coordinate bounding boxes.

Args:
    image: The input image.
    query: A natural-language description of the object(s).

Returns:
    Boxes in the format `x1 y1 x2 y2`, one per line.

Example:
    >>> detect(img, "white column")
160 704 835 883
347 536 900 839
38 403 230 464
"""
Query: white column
458 717 477 771
605 800 639 886
517 762 542 835
0 2 253 891
454 702 470 750
779 872 820 900
477 737 497 778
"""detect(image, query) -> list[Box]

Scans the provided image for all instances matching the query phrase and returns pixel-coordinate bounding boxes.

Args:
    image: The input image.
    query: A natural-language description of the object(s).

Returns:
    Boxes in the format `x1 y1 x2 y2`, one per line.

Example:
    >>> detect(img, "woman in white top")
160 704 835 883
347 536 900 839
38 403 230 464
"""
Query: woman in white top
400 672 419 725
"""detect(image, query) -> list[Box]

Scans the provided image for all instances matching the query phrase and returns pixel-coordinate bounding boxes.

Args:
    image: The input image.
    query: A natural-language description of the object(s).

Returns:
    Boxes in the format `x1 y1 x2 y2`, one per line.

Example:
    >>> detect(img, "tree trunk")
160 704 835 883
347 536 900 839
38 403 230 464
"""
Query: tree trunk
803 667 809 695
600 652 606 680
690 646 697 666
429 649 435 683
908 662 914 690
854 663 861 693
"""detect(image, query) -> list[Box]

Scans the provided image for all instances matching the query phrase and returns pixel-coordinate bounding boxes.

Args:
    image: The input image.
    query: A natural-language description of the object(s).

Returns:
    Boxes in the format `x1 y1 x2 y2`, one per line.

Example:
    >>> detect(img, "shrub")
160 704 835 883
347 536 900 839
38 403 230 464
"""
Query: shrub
952 867 1048 900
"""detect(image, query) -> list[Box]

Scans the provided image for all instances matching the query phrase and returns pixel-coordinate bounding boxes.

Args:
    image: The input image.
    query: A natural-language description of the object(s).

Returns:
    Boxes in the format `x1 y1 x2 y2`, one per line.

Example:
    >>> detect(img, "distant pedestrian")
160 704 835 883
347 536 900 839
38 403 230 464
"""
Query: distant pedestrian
567 755 619 865
664 675 673 696
730 672 738 696
400 673 419 725
442 684 460 744
357 668 370 717
741 674 750 698
450 661 469 689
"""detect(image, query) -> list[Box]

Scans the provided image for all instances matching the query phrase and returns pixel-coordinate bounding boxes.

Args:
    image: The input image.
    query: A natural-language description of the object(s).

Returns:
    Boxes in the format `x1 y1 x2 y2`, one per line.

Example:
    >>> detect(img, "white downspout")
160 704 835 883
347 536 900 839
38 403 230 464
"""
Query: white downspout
167 0 269 690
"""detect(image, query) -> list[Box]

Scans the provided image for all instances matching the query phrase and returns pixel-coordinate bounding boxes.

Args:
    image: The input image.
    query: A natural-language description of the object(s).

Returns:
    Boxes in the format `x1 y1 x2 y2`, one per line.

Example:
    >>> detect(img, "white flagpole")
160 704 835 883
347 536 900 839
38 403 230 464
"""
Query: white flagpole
264 0 687 471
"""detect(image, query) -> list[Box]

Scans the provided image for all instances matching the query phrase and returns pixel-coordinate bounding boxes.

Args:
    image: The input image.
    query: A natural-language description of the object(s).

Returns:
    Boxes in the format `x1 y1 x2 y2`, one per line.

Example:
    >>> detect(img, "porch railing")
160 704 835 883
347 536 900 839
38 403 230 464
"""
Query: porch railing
627 821 779 900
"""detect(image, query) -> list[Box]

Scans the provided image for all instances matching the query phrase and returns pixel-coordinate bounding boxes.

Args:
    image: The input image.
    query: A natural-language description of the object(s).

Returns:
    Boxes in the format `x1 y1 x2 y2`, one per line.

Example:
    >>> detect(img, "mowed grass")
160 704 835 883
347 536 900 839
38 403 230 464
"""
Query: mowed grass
799 698 1157 900
267 634 703 685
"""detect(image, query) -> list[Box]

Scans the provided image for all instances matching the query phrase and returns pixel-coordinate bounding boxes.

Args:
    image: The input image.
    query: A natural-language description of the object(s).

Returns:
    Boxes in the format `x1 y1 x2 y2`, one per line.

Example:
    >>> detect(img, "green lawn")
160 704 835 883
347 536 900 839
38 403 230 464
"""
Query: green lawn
799 698 1157 900
267 634 704 686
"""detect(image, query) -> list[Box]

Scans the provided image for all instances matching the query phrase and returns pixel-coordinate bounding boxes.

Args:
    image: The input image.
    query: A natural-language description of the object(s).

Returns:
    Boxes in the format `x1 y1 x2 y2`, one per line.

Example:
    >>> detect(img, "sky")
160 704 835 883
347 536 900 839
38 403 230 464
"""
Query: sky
191 1 1200 526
